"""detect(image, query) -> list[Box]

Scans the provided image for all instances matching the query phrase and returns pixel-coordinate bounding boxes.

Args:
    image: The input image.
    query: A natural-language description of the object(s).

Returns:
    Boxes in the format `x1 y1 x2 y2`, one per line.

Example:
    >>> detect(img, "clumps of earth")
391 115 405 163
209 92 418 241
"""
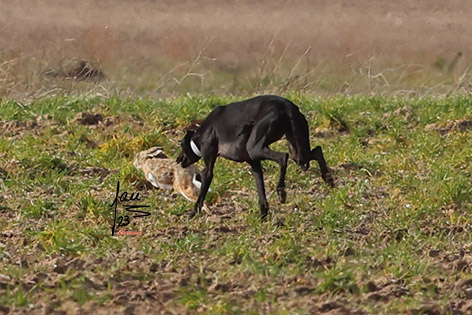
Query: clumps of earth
72 112 104 125
71 112 116 127
314 119 350 138
425 118 472 135
0 120 38 133
0 119 43 138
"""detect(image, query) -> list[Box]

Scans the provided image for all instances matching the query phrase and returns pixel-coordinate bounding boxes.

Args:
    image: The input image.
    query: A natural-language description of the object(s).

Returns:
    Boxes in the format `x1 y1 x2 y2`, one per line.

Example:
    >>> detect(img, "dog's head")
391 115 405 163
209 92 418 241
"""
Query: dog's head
177 130 202 168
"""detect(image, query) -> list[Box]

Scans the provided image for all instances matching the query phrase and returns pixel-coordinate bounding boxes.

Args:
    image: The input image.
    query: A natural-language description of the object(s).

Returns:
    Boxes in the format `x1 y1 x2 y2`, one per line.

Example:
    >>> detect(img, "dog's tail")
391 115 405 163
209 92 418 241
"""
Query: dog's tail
285 104 335 186
285 104 312 170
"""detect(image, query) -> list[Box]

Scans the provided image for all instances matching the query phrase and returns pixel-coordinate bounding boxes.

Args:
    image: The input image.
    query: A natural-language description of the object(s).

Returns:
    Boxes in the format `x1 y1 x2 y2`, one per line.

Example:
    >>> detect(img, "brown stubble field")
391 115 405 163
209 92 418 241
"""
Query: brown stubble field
2 0 472 99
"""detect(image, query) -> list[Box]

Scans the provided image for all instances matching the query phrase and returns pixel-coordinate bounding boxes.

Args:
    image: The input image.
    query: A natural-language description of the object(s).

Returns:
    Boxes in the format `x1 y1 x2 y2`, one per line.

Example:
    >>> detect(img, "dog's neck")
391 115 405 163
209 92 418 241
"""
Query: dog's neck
190 139 202 157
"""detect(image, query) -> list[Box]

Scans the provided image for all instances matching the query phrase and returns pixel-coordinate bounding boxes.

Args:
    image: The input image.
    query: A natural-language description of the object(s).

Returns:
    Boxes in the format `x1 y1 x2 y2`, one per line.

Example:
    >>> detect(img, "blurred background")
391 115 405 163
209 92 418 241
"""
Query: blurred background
1 0 471 100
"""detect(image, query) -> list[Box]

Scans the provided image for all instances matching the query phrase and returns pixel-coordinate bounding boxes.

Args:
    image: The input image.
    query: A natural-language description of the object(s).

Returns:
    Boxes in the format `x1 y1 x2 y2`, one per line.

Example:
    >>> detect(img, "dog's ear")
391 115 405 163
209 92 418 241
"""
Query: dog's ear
183 130 195 144
180 130 193 148
185 130 200 148
185 130 195 139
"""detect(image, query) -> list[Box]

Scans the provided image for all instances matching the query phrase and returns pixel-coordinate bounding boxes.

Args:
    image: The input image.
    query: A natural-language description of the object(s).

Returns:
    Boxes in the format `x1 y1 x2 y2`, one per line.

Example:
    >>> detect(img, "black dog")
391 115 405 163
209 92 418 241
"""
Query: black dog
177 95 334 219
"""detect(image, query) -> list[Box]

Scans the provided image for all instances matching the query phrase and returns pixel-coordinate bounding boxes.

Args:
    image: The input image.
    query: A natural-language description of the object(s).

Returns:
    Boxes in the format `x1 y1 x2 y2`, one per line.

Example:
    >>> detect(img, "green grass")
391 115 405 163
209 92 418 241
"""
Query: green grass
0 94 471 313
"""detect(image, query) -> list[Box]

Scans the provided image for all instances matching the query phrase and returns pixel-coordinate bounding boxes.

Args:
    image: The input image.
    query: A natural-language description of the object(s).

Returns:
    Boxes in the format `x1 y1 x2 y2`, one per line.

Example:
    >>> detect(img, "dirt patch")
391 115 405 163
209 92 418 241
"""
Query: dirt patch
0 167 8 180
0 119 41 137
362 278 411 304
426 247 472 273
72 112 104 125
424 118 472 135
71 113 141 132
314 123 350 138
75 166 112 180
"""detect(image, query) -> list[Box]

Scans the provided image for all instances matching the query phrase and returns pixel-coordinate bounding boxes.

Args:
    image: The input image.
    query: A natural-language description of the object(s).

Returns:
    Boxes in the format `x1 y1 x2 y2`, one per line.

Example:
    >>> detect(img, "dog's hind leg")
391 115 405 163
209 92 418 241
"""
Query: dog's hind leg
246 116 289 204
285 110 312 171
249 161 269 220
285 111 335 187
311 146 335 187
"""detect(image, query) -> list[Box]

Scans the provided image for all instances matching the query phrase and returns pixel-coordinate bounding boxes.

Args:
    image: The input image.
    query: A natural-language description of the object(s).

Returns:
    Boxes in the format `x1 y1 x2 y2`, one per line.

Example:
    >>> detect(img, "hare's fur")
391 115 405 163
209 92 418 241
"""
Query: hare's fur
134 147 208 208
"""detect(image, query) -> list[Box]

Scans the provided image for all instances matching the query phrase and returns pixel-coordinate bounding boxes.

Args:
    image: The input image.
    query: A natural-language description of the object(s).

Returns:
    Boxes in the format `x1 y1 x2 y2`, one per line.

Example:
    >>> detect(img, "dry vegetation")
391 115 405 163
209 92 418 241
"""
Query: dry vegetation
2 0 472 99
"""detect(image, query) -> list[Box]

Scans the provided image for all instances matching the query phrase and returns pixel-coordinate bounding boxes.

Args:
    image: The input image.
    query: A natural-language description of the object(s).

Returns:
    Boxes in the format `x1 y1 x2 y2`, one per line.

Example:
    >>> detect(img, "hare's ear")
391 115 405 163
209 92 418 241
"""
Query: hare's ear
146 147 167 159
146 148 162 157
184 130 195 143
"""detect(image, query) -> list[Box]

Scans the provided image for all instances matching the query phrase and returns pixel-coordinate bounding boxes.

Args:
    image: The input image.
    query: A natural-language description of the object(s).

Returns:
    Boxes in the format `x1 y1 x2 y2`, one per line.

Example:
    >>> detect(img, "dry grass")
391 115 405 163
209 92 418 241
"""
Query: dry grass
2 0 472 99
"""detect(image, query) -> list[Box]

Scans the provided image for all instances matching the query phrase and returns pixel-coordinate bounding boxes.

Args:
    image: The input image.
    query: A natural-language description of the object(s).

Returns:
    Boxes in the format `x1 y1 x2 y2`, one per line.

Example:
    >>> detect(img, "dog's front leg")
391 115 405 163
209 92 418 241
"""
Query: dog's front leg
249 161 269 220
189 154 216 218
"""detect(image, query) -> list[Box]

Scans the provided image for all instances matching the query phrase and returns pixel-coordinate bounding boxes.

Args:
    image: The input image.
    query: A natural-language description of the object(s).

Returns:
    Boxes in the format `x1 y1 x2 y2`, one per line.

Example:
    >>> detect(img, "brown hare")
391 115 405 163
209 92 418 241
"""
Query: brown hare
134 147 209 210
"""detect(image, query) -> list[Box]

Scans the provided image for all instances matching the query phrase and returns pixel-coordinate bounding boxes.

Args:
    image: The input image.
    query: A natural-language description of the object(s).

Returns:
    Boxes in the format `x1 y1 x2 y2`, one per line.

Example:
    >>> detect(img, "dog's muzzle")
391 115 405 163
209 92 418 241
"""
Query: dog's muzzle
177 155 191 168
176 154 185 166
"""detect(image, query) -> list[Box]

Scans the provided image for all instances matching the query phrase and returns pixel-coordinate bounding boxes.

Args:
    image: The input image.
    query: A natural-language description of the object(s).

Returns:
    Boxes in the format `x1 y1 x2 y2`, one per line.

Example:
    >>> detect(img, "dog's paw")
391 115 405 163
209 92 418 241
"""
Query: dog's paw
277 187 287 203
188 209 197 219
260 211 268 222
323 172 335 188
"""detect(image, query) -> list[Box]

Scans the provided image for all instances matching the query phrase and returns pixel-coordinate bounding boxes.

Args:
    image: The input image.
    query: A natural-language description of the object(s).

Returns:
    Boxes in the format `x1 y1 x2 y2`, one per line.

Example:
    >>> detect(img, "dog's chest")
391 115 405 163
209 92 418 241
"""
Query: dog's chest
218 141 249 162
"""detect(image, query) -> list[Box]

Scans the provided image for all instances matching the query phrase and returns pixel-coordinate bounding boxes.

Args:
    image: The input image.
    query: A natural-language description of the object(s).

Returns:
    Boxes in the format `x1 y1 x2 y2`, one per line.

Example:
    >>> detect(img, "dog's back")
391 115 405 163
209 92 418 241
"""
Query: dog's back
201 95 294 131
197 95 309 164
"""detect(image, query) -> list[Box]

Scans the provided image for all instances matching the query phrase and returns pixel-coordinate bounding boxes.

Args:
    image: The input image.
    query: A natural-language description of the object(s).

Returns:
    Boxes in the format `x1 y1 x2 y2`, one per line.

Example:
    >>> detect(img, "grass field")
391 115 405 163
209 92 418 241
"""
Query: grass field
1 94 471 313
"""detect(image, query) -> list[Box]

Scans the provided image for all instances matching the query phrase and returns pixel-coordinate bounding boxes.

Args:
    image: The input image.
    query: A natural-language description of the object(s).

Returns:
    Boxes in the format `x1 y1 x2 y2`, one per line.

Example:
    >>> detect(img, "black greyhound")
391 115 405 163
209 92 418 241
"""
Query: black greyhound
176 95 334 219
